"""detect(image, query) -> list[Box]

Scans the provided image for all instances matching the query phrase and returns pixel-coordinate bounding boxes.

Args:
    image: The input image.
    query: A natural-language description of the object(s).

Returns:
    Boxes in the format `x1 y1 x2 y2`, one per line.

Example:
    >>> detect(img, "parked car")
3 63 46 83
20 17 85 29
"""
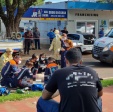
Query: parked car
92 28 113 64
67 33 96 52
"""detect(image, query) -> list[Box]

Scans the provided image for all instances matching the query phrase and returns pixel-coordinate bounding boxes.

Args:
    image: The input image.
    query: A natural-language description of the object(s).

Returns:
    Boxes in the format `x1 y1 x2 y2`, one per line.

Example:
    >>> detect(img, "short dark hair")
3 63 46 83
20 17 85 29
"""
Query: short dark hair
65 48 82 64
48 57 55 62
25 61 33 67
14 55 21 59
32 54 37 59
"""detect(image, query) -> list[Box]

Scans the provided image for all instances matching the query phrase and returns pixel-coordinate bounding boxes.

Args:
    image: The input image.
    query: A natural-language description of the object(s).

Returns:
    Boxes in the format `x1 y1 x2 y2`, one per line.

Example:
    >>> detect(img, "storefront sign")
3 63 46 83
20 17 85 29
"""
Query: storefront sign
75 13 98 17
23 8 67 20
3 7 67 21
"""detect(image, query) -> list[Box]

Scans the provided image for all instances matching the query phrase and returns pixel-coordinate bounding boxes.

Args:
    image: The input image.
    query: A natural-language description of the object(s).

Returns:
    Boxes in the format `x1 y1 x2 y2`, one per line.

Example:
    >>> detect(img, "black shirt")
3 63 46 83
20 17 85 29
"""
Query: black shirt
61 30 68 34
45 65 102 112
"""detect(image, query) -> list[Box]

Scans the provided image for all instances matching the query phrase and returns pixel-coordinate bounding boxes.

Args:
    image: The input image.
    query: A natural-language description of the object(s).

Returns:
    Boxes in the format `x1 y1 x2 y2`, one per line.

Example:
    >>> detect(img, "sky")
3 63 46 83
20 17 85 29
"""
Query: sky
45 0 96 3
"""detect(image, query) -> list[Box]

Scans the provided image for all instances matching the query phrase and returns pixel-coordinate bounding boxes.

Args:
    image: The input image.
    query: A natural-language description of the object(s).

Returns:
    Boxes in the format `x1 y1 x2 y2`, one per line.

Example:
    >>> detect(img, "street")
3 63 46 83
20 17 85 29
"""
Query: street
82 53 113 79
22 48 113 79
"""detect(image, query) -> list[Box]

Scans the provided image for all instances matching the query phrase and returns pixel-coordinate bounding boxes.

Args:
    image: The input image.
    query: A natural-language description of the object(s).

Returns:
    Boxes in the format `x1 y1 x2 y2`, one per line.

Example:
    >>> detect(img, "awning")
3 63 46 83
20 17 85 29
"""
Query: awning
67 1 113 10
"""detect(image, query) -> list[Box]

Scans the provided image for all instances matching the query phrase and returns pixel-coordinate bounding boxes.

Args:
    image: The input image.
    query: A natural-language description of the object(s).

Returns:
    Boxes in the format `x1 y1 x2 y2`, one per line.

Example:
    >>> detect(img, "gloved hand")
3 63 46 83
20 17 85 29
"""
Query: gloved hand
49 48 52 51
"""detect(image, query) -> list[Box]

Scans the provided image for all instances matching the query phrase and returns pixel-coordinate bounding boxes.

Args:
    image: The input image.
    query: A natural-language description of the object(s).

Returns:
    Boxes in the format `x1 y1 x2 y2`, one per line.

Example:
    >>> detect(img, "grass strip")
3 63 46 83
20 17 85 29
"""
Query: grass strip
0 91 42 103
0 79 113 103
101 79 113 87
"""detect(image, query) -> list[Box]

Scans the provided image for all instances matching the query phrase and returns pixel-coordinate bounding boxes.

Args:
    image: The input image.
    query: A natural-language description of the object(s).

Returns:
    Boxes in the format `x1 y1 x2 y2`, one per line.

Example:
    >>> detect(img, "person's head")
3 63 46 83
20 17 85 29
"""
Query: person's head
47 57 55 64
25 62 33 69
64 27 67 30
6 48 13 56
21 29 24 32
31 54 38 62
35 27 38 31
65 48 82 66
54 28 56 30
39 53 46 60
102 28 104 31
62 33 67 40
13 55 22 64
55 30 60 35
27 28 31 33
50 29 53 32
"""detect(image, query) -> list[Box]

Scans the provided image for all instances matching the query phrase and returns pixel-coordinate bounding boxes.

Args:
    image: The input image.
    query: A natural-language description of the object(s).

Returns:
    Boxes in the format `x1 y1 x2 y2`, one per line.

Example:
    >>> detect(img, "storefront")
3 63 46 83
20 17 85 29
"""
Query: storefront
67 1 113 38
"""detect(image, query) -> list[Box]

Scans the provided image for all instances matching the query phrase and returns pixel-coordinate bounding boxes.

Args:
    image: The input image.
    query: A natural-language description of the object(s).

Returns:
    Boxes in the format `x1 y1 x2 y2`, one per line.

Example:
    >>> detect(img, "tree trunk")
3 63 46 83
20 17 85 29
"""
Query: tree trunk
5 17 20 38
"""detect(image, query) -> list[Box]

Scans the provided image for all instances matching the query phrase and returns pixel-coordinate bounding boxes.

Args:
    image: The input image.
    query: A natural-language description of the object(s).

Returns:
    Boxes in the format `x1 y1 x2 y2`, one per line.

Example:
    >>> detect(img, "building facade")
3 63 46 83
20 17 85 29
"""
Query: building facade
1 1 113 44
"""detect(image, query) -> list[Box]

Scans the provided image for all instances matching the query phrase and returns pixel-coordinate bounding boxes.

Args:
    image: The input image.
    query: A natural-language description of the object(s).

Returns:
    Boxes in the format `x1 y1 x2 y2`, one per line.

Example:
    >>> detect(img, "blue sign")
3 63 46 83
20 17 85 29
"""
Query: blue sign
68 1 113 10
2 7 67 19
23 8 67 18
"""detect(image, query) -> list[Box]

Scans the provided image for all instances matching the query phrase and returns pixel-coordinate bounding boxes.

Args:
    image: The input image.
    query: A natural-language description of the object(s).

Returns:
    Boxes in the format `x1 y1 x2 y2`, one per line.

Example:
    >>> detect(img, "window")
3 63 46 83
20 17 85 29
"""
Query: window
67 34 80 40
109 20 113 28
77 22 85 33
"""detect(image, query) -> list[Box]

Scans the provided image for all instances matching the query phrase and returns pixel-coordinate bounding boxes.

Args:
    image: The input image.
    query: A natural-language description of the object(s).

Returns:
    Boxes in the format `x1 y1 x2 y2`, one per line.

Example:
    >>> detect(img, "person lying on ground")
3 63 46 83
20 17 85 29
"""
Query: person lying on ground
1 55 21 87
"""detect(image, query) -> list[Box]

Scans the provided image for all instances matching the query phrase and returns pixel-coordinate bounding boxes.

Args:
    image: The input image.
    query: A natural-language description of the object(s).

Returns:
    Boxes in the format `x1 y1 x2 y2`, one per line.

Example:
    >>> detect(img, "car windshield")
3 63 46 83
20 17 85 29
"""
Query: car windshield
106 29 113 38
83 35 96 40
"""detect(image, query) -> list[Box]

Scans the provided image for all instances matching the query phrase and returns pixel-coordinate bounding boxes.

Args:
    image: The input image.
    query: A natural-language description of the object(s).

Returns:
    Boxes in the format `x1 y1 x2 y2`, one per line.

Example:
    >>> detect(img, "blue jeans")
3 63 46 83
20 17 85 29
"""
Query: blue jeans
37 97 59 112
37 97 102 112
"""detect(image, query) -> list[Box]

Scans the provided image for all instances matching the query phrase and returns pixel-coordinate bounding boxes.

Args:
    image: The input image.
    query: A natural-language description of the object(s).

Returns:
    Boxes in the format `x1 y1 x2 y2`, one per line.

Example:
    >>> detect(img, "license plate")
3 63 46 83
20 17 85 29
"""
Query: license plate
94 54 98 57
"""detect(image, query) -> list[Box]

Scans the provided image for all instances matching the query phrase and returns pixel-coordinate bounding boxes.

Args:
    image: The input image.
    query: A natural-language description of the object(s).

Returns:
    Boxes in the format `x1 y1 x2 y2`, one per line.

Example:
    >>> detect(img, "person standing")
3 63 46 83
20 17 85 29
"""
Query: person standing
33 27 41 50
99 28 104 38
0 48 13 71
24 29 33 55
47 29 55 44
37 48 103 112
60 33 73 68
61 27 68 34
53 28 56 32
49 30 61 64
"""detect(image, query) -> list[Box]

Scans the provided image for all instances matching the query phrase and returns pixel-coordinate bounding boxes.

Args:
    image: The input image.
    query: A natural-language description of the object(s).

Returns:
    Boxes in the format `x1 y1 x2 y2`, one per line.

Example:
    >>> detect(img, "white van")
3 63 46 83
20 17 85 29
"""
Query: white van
67 33 96 52
92 29 113 64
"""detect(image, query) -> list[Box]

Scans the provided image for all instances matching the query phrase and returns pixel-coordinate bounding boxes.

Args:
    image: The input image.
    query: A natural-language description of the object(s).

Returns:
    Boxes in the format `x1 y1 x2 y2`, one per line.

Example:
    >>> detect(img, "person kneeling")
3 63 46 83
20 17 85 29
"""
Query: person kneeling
14 62 33 88
44 57 58 85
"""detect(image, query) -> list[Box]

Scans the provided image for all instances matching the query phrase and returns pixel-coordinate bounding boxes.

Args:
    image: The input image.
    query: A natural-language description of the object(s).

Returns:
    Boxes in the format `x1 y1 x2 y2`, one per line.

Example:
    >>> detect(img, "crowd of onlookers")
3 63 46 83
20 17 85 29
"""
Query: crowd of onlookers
0 27 73 89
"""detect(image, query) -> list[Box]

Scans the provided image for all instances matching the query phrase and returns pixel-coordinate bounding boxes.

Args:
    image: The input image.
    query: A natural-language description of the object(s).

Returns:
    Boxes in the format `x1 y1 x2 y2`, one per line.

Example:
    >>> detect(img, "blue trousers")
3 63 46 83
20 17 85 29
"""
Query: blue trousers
61 51 67 68
37 97 102 112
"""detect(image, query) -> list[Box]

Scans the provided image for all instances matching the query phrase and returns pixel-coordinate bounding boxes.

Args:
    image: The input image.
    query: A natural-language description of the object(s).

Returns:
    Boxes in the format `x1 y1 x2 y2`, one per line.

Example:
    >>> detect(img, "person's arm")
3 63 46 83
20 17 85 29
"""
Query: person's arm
69 40 74 49
42 89 59 100
96 76 103 97
11 65 20 74
42 71 58 100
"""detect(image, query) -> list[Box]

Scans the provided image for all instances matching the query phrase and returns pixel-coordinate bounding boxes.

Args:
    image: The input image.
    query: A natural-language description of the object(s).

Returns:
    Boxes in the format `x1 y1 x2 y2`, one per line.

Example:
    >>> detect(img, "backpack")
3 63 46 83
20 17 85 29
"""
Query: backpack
0 87 10 96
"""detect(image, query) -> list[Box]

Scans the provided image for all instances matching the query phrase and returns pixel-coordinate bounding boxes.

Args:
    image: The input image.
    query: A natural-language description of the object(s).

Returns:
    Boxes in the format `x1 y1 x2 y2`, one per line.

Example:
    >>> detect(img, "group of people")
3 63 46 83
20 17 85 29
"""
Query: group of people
49 29 73 68
20 27 41 55
47 27 68 44
0 48 58 88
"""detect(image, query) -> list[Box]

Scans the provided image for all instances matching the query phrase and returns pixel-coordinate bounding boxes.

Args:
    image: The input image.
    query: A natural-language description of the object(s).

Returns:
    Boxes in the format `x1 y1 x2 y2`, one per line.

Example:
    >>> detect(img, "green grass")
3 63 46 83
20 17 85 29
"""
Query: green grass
0 79 113 103
0 91 42 103
101 79 113 87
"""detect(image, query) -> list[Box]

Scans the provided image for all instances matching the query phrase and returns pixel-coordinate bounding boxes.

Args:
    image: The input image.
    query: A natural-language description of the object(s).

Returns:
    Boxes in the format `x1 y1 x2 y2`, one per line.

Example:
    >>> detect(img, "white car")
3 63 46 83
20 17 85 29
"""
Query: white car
67 33 96 52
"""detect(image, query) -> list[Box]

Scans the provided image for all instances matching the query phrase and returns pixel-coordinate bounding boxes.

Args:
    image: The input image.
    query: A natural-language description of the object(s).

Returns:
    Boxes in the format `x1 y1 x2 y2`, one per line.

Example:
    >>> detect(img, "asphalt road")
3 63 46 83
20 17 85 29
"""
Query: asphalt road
22 48 113 79
82 53 113 79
